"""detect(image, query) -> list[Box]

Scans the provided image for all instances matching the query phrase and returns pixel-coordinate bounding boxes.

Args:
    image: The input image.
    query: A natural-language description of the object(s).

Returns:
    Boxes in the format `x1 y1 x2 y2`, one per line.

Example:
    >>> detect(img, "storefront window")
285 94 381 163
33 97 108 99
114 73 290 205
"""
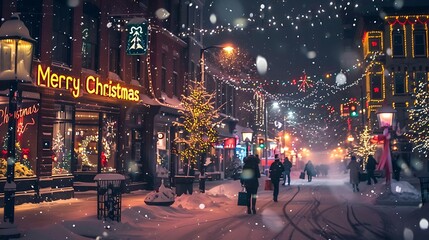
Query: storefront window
0 97 39 178
52 105 73 175
101 114 118 172
75 111 99 171
74 112 118 172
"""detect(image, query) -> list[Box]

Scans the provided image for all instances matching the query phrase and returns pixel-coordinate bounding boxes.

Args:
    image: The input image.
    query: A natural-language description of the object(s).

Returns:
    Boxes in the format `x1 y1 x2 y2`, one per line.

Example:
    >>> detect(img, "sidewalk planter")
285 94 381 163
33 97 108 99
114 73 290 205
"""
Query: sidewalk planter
94 174 126 222
174 176 195 196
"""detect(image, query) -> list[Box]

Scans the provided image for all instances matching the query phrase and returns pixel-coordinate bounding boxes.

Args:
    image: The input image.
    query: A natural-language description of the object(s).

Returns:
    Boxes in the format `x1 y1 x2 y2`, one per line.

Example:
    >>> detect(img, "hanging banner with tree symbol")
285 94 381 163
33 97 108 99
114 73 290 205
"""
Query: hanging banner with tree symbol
126 18 148 55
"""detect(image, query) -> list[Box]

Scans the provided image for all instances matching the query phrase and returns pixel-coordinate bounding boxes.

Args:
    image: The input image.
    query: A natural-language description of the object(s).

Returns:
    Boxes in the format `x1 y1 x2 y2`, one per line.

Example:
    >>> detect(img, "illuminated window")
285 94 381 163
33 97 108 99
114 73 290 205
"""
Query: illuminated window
52 105 73 175
0 97 39 178
53 0 72 65
413 30 426 57
394 72 405 94
369 37 381 52
370 75 383 99
392 30 405 57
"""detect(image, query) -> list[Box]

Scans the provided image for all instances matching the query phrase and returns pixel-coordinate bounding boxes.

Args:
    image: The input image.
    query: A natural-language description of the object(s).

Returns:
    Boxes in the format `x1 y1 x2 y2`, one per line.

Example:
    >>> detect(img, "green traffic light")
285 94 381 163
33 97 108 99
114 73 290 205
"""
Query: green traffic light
350 112 358 117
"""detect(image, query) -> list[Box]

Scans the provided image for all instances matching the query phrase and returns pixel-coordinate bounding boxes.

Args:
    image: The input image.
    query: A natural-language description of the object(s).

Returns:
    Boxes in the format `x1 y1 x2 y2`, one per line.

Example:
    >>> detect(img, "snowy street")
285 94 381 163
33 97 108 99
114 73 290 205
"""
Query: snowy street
2 171 428 240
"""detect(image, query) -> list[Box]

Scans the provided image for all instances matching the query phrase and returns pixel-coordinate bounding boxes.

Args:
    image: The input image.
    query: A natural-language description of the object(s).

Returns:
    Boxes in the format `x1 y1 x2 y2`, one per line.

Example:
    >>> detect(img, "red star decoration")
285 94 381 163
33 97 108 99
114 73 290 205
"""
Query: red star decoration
298 71 314 92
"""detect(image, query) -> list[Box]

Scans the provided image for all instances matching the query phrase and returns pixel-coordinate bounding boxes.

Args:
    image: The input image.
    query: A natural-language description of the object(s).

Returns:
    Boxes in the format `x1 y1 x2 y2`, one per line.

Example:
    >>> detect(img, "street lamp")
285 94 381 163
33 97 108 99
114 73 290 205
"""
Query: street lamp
198 44 233 190
241 127 253 157
0 14 35 225
264 99 279 172
347 134 354 157
376 104 397 185
376 105 396 129
200 44 234 84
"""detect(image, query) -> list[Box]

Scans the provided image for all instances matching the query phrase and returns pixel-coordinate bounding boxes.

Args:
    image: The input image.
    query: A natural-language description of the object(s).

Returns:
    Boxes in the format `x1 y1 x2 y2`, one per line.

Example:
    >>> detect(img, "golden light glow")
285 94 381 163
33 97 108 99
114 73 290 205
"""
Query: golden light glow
36 65 140 101
222 46 234 53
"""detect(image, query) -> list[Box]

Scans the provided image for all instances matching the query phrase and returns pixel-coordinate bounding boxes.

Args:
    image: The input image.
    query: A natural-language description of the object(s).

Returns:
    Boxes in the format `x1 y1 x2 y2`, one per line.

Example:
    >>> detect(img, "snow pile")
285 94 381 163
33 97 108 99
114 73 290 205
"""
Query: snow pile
391 180 420 195
376 180 421 205
207 181 242 198
172 192 214 209
144 182 175 206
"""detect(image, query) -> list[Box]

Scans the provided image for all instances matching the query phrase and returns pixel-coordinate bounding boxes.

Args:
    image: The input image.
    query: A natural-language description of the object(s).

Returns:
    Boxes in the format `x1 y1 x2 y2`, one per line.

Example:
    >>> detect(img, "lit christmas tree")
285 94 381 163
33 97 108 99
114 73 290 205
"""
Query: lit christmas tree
174 80 220 174
408 82 429 158
354 126 376 165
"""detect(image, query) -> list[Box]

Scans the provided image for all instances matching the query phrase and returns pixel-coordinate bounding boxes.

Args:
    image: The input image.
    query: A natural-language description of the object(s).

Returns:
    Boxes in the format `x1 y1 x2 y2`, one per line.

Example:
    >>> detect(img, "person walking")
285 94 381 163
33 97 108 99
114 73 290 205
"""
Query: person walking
304 160 315 182
269 154 284 202
347 156 361 192
283 157 292 186
366 155 378 185
240 155 261 214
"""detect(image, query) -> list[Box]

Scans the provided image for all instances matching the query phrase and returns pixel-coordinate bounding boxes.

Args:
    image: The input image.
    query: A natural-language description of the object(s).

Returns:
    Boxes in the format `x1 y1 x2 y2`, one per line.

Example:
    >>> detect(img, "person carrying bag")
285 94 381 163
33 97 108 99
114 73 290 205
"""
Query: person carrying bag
237 187 248 206
240 155 261 214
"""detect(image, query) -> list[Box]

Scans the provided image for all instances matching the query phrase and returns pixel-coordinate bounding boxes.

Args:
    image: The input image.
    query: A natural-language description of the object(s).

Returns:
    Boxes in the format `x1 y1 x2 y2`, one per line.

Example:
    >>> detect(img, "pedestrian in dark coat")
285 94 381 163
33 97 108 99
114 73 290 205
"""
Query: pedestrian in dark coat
269 154 284 202
283 157 292 186
347 156 361 192
304 160 315 182
366 155 378 185
240 155 261 214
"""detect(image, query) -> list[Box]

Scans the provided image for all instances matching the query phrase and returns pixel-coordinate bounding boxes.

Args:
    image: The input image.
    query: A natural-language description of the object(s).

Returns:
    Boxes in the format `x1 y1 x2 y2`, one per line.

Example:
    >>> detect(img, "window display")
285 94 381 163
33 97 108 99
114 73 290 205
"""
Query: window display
0 98 38 178
52 105 73 175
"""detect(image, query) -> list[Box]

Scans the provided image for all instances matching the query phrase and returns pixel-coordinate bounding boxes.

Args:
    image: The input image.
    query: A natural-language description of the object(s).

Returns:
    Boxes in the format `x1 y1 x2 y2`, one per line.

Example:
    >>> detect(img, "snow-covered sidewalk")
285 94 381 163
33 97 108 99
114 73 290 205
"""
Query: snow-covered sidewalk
0 172 427 239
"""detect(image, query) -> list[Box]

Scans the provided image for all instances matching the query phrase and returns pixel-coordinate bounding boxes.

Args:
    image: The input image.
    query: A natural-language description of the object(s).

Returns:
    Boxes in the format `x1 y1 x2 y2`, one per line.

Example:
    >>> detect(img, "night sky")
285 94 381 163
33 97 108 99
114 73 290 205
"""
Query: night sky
204 0 427 82
203 0 429 150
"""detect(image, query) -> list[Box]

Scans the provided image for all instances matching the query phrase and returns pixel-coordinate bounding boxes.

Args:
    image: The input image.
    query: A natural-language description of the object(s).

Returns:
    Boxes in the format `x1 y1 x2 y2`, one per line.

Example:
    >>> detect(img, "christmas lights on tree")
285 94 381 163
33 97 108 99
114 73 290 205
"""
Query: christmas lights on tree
354 126 376 164
407 82 429 158
174 80 221 169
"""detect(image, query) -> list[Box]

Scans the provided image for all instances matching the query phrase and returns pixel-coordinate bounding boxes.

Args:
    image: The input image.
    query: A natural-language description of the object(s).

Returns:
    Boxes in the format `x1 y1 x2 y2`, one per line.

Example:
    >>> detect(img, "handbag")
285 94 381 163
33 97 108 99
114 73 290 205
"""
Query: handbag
299 172 305 179
264 179 273 190
237 188 248 206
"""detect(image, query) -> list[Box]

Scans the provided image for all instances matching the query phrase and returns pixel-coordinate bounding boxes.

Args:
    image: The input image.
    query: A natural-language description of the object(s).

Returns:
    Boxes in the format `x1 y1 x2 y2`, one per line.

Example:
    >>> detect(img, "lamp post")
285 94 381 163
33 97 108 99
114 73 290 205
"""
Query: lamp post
241 127 253 157
263 99 279 172
347 134 354 156
200 44 234 84
198 44 233 190
0 14 35 225
376 105 396 185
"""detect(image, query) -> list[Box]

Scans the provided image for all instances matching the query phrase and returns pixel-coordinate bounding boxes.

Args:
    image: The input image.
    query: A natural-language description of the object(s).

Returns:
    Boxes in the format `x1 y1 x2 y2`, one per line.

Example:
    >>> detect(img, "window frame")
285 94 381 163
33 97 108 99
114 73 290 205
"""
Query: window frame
172 58 178 96
393 72 406 95
82 2 100 70
109 29 121 74
161 52 167 92
392 29 405 57
413 30 427 57
52 0 73 65
370 74 383 100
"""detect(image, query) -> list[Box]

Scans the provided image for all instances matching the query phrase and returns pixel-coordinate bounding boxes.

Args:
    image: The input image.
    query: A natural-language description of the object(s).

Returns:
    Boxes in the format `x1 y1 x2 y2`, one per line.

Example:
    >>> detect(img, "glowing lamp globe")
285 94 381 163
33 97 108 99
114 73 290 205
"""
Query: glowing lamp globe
0 14 35 83
241 127 253 142
376 105 396 129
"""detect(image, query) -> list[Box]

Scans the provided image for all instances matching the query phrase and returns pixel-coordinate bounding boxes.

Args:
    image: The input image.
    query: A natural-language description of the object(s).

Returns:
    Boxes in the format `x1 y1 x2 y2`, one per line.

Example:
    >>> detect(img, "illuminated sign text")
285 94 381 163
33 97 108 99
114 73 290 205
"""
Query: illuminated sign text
37 65 140 102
